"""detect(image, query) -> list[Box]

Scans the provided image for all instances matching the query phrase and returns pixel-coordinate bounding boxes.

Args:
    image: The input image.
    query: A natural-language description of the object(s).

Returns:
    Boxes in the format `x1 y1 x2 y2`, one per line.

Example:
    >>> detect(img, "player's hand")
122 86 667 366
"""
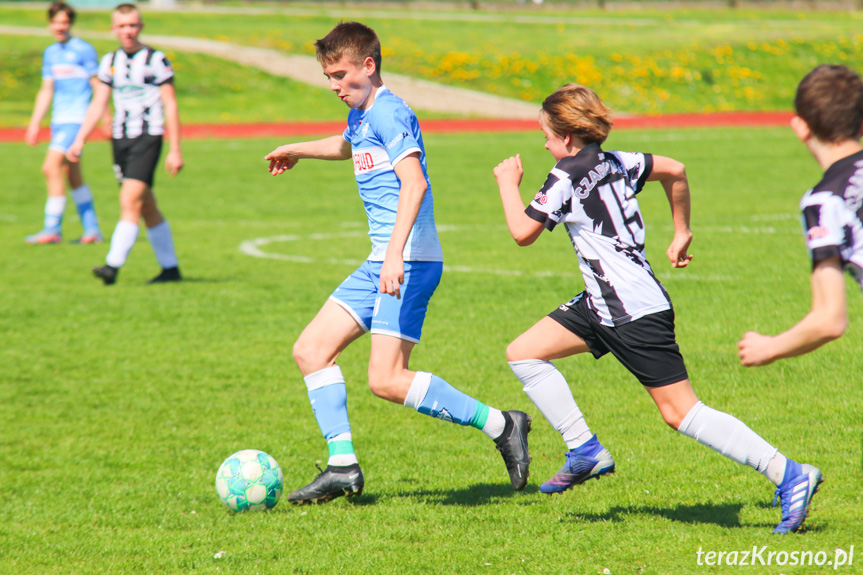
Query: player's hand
265 146 300 175
493 154 524 187
25 124 40 147
165 150 184 177
738 331 777 366
666 230 693 268
66 140 84 163
379 256 404 299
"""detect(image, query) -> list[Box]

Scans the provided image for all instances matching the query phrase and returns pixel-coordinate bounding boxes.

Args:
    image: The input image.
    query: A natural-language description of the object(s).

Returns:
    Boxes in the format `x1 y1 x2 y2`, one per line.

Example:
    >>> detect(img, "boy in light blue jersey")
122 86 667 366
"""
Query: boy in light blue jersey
25 2 102 245
265 21 530 504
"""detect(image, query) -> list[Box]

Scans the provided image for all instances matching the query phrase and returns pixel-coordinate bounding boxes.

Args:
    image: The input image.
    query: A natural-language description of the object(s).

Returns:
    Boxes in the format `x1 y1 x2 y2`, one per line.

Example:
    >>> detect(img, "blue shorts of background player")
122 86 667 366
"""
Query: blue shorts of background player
330 260 442 343
49 123 82 153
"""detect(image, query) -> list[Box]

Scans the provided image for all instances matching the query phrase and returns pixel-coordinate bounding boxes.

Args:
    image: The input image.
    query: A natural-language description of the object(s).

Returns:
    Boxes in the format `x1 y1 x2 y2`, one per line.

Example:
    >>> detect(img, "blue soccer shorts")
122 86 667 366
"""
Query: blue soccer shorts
49 123 82 153
329 260 443 343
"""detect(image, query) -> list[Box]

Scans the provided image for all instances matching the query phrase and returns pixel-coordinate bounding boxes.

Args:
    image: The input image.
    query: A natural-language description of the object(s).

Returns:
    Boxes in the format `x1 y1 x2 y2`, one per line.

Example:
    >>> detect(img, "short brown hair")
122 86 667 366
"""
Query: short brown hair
795 65 863 143
315 21 382 72
541 84 612 145
114 3 139 15
48 2 75 23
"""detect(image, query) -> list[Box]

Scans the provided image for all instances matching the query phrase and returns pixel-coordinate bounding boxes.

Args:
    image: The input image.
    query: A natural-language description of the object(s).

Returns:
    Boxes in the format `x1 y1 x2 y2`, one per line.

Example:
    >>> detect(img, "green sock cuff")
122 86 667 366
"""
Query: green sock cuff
327 440 355 457
470 402 490 430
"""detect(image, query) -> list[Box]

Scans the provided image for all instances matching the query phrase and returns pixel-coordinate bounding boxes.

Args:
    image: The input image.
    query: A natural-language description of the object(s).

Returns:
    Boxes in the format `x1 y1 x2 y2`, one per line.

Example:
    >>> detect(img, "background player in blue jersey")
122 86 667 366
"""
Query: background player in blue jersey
264 22 530 504
25 1 102 245
494 84 819 533
739 65 863 366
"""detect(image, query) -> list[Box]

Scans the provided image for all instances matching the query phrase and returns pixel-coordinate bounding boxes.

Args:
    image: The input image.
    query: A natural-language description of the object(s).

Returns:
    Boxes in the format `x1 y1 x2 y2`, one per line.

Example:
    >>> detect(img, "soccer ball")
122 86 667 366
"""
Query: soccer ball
215 449 284 512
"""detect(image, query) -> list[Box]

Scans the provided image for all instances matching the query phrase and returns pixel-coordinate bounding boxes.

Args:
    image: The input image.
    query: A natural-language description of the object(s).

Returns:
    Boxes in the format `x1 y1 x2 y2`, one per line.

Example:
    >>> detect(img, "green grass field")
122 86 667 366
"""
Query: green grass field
2 4 863 124
1 126 861 574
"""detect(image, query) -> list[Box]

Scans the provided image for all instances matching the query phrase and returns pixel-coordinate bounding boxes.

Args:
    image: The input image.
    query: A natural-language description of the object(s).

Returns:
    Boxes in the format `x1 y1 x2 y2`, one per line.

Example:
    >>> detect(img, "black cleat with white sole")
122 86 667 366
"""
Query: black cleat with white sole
288 463 364 505
494 410 531 491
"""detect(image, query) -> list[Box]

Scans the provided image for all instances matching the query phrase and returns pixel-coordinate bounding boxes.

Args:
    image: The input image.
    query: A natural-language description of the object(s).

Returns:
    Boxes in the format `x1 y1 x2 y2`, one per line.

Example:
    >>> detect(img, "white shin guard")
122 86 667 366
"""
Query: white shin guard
678 401 777 473
509 359 591 448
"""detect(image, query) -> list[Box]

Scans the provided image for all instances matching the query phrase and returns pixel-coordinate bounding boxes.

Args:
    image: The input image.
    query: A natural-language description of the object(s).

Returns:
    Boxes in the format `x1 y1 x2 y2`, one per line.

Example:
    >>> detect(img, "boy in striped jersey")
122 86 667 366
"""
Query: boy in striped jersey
494 84 819 533
265 22 530 504
68 3 183 285
25 2 102 245
739 64 863 366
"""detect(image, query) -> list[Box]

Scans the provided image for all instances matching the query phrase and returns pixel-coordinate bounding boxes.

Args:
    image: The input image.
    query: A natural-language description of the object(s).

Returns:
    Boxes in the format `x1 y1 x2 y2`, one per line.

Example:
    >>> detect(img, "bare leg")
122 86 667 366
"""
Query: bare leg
644 378 700 430
42 149 68 199
292 299 366 376
368 334 416 404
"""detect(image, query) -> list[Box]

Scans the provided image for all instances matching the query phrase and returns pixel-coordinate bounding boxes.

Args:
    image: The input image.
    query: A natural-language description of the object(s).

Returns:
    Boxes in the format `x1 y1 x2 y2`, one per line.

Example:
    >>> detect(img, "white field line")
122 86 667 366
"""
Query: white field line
236 224 794 282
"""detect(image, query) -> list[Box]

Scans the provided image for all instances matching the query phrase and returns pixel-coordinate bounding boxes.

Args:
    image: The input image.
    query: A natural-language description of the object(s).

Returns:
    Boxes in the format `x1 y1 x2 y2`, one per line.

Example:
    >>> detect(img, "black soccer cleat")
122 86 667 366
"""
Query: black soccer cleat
288 463 364 505
92 264 119 285
148 266 182 284
494 410 532 491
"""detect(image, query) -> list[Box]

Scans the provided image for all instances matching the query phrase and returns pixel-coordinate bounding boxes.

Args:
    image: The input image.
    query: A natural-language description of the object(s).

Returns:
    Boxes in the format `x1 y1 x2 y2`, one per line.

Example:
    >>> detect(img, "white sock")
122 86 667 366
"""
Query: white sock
481 408 506 440
509 359 592 449
678 401 779 477
44 196 66 231
327 432 358 466
71 184 93 205
106 221 139 268
763 452 789 486
403 371 432 410
146 221 179 269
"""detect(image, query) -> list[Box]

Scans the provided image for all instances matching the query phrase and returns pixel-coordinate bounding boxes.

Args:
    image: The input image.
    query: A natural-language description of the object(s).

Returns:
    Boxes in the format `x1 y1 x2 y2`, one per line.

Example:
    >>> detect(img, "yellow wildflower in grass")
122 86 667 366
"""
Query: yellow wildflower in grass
565 54 603 86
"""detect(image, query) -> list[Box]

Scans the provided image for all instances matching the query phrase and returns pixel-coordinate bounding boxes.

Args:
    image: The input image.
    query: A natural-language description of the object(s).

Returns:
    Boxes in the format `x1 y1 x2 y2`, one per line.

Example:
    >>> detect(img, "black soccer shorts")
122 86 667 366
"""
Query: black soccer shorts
548 292 689 387
112 135 163 187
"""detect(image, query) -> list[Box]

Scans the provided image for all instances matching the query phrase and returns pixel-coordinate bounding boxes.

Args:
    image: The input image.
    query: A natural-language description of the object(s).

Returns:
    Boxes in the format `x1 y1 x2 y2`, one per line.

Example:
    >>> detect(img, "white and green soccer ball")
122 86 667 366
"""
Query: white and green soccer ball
215 449 284 512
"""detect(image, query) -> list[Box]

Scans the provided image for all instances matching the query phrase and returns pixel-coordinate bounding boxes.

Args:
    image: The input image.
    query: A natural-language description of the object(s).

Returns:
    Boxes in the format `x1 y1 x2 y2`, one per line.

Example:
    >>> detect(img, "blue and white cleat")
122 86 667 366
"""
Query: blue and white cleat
540 434 615 494
772 463 823 534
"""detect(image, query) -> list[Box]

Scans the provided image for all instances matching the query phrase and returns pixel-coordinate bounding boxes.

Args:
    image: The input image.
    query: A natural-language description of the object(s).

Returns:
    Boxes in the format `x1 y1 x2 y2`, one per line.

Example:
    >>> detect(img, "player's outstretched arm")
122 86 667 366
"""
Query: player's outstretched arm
648 155 693 268
265 136 351 175
738 257 847 366
494 154 543 246
26 79 54 146
66 81 111 163
160 83 183 177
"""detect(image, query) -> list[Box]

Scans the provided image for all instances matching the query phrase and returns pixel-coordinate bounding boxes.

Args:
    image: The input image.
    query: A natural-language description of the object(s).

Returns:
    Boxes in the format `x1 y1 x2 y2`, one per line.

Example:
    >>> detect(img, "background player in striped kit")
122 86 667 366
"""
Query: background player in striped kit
265 22 530 504
494 84 820 534
739 64 863 366
25 2 102 245
67 3 183 285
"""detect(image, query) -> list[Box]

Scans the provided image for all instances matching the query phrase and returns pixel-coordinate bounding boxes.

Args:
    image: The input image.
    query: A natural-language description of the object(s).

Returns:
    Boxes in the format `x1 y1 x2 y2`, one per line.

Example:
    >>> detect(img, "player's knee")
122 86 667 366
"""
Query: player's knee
292 338 321 373
366 369 390 399
660 407 685 430
367 368 404 402
505 340 528 363
41 161 62 179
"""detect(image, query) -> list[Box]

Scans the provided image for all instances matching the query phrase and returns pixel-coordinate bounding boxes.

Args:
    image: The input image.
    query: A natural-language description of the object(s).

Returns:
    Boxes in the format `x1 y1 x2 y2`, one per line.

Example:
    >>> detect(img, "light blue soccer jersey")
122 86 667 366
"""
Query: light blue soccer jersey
42 37 98 124
342 86 443 262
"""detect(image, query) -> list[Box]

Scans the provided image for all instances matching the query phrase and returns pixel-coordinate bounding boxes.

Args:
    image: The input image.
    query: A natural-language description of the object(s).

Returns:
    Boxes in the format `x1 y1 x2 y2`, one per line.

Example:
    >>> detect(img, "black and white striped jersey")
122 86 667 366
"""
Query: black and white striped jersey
98 46 174 139
800 149 863 290
526 143 671 326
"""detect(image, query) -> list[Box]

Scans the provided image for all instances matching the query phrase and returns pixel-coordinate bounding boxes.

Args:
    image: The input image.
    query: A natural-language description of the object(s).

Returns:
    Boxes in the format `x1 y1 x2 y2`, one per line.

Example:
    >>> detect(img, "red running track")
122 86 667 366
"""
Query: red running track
0 111 794 142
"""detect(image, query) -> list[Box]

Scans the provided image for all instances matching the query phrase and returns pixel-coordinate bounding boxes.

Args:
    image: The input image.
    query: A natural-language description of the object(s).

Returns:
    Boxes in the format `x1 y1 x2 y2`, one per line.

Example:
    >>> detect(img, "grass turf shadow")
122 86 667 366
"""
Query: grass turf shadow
561 502 776 529
393 482 541 506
